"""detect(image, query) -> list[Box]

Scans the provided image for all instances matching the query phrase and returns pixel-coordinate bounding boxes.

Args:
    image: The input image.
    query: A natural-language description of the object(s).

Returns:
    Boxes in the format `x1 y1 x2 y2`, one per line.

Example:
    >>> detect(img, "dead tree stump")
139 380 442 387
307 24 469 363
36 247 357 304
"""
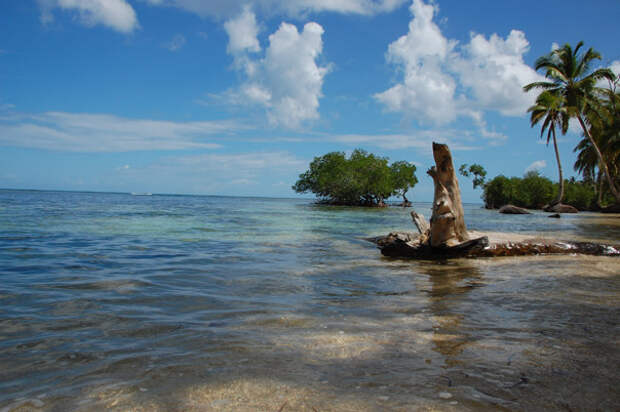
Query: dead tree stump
427 142 470 248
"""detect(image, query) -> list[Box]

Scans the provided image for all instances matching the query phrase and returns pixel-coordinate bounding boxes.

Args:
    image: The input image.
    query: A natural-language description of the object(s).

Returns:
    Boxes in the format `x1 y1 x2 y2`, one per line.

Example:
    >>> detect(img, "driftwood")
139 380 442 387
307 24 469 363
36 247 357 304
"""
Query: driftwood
373 142 620 259
410 211 429 235
376 232 490 259
373 232 619 259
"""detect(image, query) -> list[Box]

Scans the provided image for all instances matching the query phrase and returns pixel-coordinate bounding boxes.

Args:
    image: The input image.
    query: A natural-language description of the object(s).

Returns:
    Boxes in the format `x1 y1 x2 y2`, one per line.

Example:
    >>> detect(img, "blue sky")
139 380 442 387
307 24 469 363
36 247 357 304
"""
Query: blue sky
1 0 619 202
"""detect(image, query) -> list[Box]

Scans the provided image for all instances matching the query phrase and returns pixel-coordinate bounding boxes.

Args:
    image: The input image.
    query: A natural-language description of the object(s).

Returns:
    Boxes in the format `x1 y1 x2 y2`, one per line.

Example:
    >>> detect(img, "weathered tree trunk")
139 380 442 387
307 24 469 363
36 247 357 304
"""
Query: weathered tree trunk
410 211 429 235
551 127 564 205
597 170 604 209
372 234 619 259
427 142 469 247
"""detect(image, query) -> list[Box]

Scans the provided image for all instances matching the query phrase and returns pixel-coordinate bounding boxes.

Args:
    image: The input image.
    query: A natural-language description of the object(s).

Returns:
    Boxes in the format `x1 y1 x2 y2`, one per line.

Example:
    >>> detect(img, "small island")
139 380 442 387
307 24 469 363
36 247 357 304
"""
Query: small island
292 149 418 207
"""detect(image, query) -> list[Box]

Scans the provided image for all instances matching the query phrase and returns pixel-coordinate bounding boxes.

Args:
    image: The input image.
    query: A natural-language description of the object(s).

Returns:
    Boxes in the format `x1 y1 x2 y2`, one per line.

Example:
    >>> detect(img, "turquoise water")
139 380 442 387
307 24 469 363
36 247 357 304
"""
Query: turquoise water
1 190 619 411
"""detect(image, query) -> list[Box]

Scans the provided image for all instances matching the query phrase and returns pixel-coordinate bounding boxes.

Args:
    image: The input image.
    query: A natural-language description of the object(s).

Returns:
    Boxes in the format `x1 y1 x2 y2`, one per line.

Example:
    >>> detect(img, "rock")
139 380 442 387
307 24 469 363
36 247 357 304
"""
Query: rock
499 205 531 214
544 203 578 213
548 213 561 218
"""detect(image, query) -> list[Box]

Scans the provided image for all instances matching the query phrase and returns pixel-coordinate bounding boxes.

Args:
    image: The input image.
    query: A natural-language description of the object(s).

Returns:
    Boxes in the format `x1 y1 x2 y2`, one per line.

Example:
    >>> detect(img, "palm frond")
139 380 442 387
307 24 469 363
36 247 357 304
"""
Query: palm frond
523 81 557 92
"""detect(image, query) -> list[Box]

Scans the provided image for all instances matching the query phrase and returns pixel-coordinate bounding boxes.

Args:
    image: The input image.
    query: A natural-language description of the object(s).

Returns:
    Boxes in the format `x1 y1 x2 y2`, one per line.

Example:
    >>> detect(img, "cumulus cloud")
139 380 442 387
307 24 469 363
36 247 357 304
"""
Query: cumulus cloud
374 0 458 125
224 6 261 55
37 0 139 33
0 112 247 152
162 34 186 51
224 9 330 129
376 0 543 127
453 30 543 116
143 0 408 19
525 160 546 173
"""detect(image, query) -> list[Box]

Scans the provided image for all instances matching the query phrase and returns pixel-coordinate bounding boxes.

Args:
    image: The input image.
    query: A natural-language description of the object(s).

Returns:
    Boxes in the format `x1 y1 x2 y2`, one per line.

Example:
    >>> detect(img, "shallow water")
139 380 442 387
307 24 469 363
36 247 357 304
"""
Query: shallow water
1 190 619 411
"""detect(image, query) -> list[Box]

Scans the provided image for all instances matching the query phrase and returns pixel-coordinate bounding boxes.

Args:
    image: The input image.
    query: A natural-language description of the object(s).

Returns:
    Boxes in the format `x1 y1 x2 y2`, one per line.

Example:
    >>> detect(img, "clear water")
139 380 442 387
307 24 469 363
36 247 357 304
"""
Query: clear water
1 190 619 411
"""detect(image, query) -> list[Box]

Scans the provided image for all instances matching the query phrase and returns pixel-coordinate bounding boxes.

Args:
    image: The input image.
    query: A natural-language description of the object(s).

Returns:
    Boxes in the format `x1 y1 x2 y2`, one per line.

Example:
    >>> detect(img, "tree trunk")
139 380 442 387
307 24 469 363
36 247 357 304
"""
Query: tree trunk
597 169 604 208
551 128 564 205
577 114 620 203
427 142 469 247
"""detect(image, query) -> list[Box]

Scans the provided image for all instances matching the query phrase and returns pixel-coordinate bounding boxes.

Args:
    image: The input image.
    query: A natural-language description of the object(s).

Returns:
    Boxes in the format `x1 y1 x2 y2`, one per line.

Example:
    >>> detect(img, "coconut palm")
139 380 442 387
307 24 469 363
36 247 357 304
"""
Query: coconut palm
573 82 620 206
527 90 568 206
574 136 603 207
524 41 620 202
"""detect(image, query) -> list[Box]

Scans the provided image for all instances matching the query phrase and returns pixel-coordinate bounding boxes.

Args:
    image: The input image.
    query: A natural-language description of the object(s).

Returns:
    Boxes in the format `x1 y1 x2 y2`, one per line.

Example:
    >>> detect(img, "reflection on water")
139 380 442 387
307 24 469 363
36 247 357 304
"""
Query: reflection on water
421 261 483 366
0 190 619 411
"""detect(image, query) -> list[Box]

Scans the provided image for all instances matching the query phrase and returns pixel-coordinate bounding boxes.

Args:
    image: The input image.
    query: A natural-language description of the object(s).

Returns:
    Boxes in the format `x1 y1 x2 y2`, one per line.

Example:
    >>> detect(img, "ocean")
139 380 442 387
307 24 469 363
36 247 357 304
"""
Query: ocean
1 189 619 411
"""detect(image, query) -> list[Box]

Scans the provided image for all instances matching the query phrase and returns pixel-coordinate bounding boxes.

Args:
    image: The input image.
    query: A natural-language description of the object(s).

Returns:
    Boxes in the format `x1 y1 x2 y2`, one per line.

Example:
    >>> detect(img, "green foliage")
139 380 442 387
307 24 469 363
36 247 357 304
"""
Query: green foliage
390 160 418 202
563 179 597 210
292 149 417 206
573 76 620 201
515 171 554 209
459 163 487 189
483 172 599 210
482 175 514 209
524 41 620 202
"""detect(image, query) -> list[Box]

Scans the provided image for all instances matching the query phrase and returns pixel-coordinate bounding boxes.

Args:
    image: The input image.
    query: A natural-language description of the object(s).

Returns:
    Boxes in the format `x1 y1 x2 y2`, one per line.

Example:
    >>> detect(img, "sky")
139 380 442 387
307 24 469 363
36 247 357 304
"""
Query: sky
1 0 619 202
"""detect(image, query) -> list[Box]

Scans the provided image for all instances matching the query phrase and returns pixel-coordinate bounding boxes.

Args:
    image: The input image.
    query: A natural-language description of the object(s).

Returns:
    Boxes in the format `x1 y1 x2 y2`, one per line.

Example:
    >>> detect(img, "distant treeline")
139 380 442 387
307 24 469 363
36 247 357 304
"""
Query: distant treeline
482 171 612 211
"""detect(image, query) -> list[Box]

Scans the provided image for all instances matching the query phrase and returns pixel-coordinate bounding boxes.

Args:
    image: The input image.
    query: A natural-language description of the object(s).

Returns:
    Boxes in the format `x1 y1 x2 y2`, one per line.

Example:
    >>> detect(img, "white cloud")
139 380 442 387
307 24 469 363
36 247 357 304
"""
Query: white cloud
224 9 330 129
224 6 261 55
162 34 186 51
466 110 508 143
453 30 543 116
597 60 620 89
374 0 458 125
525 160 546 173
610 61 620 78
38 0 139 33
376 0 542 126
143 0 408 19
0 111 247 152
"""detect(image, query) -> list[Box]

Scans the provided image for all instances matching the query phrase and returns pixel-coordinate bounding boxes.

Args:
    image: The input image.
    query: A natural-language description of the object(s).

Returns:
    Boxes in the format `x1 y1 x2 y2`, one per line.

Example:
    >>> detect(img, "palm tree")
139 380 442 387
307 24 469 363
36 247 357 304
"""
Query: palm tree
524 41 620 203
574 81 620 206
527 90 568 206
574 136 603 207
